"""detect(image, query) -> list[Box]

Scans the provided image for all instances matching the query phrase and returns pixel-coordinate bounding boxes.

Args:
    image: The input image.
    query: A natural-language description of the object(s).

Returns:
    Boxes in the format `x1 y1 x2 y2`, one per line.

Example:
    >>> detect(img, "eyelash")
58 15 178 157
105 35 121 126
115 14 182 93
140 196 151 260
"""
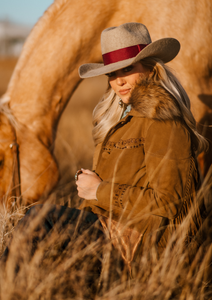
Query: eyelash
123 66 133 72
106 65 134 78
106 72 115 78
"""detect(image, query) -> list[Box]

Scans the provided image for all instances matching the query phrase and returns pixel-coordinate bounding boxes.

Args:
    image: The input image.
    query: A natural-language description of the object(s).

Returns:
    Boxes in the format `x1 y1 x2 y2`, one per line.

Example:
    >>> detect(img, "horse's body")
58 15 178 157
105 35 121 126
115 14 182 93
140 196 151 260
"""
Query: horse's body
0 0 212 206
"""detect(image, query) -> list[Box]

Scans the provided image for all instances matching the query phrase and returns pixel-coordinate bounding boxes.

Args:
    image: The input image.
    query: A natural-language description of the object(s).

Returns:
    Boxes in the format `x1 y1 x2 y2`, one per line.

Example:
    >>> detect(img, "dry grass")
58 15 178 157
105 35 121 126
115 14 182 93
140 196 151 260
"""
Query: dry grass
0 182 212 300
1 57 212 300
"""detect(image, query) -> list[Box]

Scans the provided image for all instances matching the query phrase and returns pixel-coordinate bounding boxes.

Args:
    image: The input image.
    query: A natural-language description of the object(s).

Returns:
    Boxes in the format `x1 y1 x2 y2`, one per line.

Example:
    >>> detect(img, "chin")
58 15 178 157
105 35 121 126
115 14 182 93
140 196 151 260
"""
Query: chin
122 98 130 105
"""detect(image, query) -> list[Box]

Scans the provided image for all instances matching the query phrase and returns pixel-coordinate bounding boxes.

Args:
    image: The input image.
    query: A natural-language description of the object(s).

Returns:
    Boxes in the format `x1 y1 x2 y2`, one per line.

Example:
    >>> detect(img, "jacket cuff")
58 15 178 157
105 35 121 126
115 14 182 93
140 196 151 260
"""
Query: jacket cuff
96 181 128 209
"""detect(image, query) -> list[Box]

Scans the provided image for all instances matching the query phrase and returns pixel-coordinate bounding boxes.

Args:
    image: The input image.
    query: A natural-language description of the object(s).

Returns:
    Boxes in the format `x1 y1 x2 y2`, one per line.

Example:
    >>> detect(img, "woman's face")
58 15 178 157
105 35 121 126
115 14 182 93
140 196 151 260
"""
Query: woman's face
107 62 150 104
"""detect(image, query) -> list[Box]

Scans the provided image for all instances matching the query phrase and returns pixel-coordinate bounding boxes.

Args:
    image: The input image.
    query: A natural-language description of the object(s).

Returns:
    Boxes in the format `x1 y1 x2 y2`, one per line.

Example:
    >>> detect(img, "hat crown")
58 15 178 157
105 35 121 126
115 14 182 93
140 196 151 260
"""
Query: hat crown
101 22 152 54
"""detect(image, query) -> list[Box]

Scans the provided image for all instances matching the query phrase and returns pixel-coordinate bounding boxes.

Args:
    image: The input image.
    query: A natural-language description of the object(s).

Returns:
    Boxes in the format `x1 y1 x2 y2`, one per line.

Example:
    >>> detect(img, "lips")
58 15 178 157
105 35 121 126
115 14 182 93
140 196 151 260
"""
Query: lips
119 88 131 95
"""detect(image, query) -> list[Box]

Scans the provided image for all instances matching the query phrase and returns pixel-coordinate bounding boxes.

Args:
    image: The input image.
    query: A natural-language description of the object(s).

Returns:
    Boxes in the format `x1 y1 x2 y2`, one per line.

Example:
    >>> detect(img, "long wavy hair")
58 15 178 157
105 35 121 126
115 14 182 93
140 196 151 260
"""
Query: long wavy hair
92 57 208 154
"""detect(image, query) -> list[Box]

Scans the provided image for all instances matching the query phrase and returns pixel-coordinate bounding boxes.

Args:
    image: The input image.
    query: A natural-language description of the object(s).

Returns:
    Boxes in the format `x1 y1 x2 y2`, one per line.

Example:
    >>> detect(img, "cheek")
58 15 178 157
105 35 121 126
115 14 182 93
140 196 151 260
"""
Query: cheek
109 80 116 91
129 74 142 86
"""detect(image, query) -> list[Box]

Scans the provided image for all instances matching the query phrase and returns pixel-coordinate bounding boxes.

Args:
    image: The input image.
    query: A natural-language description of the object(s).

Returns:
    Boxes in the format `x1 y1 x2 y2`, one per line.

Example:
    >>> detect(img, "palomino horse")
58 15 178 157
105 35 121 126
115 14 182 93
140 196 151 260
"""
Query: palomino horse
0 0 212 206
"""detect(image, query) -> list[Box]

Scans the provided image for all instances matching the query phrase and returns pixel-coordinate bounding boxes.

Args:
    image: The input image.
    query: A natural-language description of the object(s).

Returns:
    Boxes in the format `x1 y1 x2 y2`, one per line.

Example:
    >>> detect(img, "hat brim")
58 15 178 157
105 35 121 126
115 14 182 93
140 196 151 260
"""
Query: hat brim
79 38 180 79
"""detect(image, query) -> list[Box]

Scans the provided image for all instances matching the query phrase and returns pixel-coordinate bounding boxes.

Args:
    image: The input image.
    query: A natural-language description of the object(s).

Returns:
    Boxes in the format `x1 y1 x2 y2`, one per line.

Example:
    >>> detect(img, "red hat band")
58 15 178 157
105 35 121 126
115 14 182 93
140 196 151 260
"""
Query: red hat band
102 44 149 66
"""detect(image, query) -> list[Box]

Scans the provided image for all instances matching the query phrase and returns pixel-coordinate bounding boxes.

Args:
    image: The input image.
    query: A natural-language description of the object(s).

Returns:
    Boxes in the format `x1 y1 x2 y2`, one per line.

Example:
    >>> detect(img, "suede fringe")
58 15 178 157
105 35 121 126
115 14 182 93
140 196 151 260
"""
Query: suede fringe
171 156 201 241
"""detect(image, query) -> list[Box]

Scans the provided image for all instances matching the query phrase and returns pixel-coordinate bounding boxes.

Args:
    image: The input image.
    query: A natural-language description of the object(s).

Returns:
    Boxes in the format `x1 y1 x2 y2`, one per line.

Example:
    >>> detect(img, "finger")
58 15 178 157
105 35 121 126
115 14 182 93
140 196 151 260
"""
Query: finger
81 169 94 175
77 174 88 185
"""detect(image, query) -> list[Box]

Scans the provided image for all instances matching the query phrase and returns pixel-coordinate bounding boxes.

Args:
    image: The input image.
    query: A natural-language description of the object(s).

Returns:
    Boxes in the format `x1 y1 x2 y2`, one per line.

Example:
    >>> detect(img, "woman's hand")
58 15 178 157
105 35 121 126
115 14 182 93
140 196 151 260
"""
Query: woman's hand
76 169 102 200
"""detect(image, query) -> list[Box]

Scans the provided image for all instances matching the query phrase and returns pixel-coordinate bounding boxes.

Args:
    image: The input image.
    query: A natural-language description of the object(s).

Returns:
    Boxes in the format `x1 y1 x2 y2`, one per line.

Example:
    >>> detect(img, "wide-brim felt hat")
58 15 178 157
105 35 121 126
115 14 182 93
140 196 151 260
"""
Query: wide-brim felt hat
79 22 180 79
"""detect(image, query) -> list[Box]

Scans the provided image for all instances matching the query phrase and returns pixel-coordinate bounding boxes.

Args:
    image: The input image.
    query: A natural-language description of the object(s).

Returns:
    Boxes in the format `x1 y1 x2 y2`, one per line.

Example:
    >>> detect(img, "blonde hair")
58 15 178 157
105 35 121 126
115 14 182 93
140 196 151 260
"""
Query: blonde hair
92 85 124 146
92 57 208 154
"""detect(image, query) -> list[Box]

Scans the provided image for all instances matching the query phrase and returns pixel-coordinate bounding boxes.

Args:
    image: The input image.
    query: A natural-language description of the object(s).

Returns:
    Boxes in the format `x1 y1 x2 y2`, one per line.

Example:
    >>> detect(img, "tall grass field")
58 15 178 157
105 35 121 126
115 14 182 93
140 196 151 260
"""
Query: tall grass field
0 57 212 300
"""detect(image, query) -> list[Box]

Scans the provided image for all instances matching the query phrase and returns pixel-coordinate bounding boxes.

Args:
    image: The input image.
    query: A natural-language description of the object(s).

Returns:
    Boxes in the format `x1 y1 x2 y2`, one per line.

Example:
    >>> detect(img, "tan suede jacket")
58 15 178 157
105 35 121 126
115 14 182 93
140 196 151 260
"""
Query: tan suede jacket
79 79 201 252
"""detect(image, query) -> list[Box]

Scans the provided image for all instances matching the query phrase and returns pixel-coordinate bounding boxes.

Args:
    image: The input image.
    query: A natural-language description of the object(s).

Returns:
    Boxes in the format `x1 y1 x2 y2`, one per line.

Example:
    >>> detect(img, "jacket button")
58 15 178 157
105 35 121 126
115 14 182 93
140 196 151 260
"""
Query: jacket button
102 152 110 159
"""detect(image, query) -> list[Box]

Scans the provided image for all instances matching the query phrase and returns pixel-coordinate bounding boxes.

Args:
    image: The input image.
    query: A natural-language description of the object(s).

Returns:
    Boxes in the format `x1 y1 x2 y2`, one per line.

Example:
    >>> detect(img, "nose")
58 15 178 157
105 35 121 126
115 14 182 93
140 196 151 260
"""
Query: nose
116 76 126 86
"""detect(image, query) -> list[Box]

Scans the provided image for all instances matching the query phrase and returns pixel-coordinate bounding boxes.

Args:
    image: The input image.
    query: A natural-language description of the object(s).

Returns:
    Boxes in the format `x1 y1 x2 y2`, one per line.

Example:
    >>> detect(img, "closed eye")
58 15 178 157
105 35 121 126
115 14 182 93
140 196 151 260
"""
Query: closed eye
106 65 134 78
106 72 116 78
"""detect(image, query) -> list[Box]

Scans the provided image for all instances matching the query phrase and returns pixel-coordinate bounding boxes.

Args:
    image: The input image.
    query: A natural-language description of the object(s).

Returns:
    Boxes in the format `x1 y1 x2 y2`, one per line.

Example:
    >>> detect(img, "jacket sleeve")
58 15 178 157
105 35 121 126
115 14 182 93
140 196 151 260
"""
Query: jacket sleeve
96 120 194 219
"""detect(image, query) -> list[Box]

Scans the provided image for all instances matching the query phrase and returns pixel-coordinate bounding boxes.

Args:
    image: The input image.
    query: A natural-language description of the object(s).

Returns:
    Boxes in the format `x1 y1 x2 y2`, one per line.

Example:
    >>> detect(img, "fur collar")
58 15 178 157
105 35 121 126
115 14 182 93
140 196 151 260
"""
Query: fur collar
129 78 182 121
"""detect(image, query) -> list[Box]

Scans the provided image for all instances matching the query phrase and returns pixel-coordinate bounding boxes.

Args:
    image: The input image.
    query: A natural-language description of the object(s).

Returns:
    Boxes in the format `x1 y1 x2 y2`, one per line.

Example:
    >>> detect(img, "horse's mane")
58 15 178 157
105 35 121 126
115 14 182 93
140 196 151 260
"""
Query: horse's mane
0 95 17 128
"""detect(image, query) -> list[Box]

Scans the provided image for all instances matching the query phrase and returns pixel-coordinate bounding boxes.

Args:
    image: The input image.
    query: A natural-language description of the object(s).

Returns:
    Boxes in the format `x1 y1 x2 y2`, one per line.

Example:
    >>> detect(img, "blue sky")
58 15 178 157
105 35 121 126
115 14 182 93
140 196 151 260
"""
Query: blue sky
0 0 54 26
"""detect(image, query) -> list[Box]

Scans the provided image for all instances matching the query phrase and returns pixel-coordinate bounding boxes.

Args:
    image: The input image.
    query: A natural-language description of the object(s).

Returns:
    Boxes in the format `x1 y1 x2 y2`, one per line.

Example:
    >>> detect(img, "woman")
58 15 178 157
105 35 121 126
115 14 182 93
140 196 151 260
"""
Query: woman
76 22 207 265
1 22 207 279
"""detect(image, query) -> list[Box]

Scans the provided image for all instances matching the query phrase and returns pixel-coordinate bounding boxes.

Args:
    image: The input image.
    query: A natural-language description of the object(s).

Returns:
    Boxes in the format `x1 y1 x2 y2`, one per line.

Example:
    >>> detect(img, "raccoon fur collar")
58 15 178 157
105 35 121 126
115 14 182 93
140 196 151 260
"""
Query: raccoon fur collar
129 78 182 121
